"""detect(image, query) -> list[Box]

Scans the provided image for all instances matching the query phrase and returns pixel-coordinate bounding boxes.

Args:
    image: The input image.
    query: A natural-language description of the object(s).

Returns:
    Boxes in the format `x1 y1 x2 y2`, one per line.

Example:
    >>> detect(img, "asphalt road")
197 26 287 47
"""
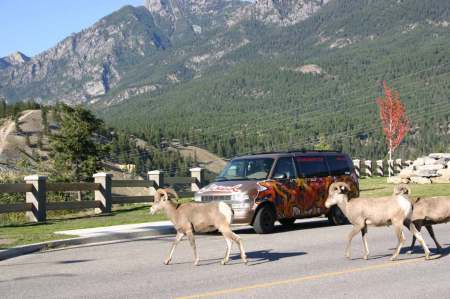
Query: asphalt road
1 218 450 299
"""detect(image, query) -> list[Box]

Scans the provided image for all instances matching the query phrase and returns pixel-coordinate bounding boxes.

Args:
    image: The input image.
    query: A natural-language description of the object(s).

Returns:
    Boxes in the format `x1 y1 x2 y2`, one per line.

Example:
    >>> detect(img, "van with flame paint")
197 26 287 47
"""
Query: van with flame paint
194 150 359 234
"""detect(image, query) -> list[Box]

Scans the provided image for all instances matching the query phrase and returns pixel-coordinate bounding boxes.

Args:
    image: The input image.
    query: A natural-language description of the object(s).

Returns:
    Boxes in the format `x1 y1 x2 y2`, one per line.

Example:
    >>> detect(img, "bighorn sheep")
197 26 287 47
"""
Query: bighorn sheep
407 196 450 253
325 182 430 261
149 188 247 266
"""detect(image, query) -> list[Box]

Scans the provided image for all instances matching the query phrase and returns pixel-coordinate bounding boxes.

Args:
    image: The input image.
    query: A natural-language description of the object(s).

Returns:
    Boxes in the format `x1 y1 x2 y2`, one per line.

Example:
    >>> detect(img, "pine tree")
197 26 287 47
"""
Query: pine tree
49 104 107 181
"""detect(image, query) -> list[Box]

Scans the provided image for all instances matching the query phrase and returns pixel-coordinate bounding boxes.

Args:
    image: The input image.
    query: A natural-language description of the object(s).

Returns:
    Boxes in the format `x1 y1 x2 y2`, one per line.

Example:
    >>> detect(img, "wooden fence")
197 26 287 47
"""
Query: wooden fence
0 168 204 223
352 159 412 178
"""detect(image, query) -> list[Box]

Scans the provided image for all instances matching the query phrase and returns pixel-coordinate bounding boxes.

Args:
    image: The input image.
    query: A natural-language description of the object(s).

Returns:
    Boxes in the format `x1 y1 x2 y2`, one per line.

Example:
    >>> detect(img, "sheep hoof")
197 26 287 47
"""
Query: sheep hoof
164 259 171 265
221 260 228 265
363 255 368 260
424 254 431 260
390 256 397 261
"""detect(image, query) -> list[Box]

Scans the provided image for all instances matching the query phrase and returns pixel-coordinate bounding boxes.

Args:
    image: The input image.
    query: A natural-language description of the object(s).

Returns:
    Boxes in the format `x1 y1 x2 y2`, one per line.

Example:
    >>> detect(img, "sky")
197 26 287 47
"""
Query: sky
0 0 143 58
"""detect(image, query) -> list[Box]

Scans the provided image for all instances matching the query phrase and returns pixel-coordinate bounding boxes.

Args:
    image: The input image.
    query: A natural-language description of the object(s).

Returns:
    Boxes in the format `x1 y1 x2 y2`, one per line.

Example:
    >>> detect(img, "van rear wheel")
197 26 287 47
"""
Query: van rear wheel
253 205 276 234
328 206 349 225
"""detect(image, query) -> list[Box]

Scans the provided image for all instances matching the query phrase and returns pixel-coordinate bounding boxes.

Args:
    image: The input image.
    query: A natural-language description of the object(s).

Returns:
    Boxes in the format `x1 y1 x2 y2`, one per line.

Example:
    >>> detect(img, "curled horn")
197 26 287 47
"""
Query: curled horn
164 188 179 200
154 189 169 202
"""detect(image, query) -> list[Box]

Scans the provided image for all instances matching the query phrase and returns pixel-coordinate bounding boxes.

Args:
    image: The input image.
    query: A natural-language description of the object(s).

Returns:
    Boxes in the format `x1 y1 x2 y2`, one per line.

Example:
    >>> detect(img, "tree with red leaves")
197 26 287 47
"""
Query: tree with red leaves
376 81 409 177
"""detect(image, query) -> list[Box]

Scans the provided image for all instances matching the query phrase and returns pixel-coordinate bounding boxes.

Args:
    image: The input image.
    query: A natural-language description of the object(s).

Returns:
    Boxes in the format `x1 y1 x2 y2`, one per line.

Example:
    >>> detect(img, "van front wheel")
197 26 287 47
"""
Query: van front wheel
253 205 276 234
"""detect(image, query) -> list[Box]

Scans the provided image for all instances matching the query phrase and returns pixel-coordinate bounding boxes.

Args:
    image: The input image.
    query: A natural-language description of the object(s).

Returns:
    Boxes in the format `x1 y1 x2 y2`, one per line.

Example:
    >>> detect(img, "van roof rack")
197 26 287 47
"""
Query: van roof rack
236 149 341 157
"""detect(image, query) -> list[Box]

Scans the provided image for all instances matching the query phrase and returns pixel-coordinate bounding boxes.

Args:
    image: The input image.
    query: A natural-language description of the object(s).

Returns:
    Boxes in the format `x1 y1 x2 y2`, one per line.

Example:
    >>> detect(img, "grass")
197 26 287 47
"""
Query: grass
1 178 450 249
0 204 167 249
359 177 450 198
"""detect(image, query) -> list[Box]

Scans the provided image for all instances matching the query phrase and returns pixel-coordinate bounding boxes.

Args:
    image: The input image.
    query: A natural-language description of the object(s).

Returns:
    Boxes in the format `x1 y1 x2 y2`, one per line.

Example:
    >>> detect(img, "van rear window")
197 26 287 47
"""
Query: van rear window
295 156 329 178
327 155 351 176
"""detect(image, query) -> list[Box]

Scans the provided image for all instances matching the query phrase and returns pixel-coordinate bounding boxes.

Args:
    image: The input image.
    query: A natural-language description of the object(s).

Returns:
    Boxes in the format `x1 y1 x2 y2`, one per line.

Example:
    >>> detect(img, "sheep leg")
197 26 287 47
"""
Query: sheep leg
221 237 232 265
346 225 363 259
407 222 421 254
361 224 370 260
425 224 442 252
222 229 247 264
186 230 199 266
164 231 184 265
390 223 406 261
409 223 431 260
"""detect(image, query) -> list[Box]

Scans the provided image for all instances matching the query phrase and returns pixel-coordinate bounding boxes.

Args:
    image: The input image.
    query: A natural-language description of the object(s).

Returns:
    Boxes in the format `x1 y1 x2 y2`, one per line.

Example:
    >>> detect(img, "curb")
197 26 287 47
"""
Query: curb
0 226 176 261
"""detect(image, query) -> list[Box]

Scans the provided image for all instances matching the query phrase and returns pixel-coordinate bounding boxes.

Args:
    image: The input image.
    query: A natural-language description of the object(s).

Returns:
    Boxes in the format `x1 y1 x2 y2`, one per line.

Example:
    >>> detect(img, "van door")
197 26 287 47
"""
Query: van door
294 156 331 216
271 157 297 219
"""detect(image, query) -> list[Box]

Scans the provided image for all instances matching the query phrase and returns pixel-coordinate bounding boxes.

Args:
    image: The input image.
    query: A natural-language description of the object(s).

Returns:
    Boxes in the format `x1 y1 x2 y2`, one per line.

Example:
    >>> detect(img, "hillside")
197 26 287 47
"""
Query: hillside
1 0 450 160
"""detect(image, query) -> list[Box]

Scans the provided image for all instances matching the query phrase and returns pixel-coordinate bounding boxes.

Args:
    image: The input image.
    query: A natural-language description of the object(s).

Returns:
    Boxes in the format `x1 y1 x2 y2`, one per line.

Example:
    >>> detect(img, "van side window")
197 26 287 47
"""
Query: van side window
295 156 329 178
327 155 351 176
273 157 296 179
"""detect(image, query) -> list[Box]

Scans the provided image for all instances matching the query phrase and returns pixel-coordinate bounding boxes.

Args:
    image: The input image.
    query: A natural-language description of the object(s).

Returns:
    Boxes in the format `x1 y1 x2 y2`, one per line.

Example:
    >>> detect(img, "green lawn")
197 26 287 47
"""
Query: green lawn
359 177 450 198
1 178 450 249
0 204 167 249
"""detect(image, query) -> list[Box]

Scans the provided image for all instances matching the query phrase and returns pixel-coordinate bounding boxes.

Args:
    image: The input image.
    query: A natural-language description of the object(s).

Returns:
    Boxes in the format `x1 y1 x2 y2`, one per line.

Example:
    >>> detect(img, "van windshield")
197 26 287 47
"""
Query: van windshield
216 158 274 181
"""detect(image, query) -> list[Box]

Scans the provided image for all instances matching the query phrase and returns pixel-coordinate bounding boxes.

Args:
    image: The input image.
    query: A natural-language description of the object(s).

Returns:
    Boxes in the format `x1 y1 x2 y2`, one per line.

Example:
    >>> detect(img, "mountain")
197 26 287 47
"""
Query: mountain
1 0 450 160
0 0 330 106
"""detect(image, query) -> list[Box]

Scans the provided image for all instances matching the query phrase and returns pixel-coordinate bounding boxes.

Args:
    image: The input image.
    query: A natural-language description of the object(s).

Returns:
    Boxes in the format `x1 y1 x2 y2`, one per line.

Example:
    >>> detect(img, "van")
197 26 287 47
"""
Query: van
194 150 359 233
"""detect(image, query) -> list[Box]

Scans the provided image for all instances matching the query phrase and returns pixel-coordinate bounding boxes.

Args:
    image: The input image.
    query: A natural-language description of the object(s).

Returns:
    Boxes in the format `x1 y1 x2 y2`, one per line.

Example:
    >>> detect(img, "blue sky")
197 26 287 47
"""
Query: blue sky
0 0 143 57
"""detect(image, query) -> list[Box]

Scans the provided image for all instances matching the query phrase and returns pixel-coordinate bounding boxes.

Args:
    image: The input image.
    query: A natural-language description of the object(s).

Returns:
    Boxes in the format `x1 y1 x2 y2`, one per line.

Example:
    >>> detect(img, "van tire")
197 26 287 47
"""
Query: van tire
328 206 349 225
253 205 276 234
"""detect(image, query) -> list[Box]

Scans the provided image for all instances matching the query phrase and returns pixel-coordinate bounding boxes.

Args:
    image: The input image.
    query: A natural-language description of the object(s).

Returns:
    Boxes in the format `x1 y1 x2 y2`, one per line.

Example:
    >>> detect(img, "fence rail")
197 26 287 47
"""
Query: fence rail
47 183 101 192
0 168 204 222
0 183 33 193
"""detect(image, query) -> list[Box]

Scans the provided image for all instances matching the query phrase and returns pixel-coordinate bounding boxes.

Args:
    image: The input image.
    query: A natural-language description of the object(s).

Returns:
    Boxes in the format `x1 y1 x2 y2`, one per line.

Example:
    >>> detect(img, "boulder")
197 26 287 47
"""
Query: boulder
431 177 450 184
437 169 450 177
399 168 415 179
424 157 438 165
413 157 425 167
429 153 450 160
410 176 432 184
416 164 445 171
414 169 439 177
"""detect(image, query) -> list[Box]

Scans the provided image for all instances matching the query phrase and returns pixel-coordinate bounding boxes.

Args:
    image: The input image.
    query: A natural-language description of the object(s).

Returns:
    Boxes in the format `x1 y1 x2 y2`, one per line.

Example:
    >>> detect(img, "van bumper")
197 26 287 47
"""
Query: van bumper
232 208 254 224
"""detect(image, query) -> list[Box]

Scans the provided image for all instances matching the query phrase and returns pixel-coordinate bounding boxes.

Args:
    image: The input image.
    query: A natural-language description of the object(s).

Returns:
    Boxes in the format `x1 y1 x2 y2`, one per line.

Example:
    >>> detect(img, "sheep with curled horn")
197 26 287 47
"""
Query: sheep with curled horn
325 182 430 261
150 188 247 266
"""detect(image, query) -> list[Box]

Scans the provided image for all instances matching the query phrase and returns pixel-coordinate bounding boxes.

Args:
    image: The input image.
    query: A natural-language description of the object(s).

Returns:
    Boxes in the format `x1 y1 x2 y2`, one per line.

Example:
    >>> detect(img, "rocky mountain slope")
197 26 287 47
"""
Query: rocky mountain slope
0 0 330 106
1 0 450 159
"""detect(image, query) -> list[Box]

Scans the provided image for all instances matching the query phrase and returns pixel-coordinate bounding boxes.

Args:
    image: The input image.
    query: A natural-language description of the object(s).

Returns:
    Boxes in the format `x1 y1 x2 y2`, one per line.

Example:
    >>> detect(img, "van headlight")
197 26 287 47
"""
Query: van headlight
231 202 251 209
231 192 250 201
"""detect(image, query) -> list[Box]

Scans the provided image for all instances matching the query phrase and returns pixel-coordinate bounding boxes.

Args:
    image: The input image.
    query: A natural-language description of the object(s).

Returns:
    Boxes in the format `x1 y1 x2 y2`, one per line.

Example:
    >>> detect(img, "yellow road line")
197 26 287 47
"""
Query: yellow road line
176 257 426 299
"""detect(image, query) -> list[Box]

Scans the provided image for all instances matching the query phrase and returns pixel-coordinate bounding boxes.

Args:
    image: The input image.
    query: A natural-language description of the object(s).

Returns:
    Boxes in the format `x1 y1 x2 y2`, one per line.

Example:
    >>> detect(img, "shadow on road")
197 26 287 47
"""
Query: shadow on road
234 218 334 235
0 273 77 283
243 249 307 266
402 244 450 260
56 259 94 264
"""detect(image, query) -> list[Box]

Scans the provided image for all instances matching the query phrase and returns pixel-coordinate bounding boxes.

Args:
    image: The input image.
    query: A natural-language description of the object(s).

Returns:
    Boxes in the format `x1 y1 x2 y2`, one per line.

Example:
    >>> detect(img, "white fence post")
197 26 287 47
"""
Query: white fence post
395 159 403 174
364 160 372 177
148 170 164 195
352 159 361 178
388 160 394 176
190 167 204 192
24 175 47 222
94 173 112 214
376 160 384 177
